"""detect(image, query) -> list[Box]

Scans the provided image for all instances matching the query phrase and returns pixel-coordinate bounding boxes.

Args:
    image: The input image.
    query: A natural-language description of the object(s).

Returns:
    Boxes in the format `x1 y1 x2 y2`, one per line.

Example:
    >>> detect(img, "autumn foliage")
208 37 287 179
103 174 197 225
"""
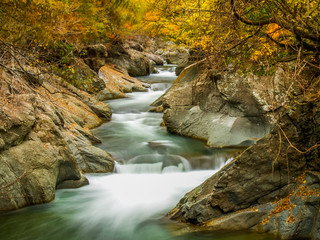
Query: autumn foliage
143 0 320 67
1 0 319 77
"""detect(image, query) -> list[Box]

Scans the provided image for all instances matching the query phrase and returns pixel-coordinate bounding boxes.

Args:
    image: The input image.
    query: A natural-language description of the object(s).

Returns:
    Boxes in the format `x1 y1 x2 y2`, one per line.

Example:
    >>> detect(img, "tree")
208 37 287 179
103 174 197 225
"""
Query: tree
143 0 320 67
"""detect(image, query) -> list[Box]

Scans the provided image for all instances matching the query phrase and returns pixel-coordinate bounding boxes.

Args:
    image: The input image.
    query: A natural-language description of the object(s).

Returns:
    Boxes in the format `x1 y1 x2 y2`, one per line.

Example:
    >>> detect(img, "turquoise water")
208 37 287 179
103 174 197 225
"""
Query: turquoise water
0 66 275 240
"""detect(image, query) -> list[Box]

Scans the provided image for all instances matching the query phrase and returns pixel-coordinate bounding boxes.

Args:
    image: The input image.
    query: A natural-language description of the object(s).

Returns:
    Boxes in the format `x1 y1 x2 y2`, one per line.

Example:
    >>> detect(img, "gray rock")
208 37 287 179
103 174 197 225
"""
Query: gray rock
0 140 80 211
56 174 89 189
78 145 114 173
83 44 108 72
145 53 164 65
106 43 151 77
153 61 270 147
167 103 320 239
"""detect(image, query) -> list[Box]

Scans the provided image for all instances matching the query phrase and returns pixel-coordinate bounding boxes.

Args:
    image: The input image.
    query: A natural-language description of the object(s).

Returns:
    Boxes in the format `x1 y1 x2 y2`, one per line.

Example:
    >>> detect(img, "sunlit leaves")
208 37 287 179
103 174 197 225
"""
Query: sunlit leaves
0 0 149 48
142 0 320 67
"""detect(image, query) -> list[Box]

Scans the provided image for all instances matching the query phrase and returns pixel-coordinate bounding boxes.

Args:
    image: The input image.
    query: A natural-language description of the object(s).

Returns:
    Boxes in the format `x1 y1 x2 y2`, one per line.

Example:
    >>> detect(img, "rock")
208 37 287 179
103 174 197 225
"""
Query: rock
0 140 62 211
97 64 147 100
157 45 189 65
83 44 108 72
153 61 274 147
106 42 152 77
41 81 104 129
175 48 200 76
175 63 189 76
59 80 112 121
56 174 89 189
252 172 320 239
0 94 36 150
145 53 164 65
68 129 114 173
79 145 114 173
167 102 320 239
0 68 115 212
73 57 106 94
124 40 144 52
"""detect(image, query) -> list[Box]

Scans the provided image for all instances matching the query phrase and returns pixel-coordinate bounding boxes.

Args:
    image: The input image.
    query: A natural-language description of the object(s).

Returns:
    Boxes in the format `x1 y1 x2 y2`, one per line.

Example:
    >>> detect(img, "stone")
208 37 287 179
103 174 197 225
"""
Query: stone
0 94 36 150
145 53 164 65
167 103 320 239
83 44 108 72
0 67 115 212
106 42 152 77
153 61 272 147
76 144 115 173
0 140 80 211
56 174 89 189
98 64 147 100
73 57 106 94
161 46 189 65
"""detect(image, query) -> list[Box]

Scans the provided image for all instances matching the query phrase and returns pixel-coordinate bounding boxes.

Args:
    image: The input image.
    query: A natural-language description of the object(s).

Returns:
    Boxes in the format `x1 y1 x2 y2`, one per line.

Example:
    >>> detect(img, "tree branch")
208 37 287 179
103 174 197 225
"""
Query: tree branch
230 0 276 26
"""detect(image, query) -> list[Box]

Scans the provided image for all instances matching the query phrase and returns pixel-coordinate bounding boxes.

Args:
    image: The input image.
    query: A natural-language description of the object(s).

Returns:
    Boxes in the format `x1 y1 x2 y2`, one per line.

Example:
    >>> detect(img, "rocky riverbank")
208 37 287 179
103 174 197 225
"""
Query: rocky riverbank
156 60 320 239
0 38 165 212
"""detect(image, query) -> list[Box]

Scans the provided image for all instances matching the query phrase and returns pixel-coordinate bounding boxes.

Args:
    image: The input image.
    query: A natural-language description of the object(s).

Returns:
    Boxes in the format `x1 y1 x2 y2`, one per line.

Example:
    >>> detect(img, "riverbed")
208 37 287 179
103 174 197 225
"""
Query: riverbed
0 65 275 240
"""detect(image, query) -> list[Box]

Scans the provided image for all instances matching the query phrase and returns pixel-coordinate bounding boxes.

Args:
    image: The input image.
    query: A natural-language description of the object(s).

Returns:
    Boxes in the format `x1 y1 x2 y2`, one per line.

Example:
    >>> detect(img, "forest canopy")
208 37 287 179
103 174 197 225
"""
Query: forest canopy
0 0 319 69
144 0 320 65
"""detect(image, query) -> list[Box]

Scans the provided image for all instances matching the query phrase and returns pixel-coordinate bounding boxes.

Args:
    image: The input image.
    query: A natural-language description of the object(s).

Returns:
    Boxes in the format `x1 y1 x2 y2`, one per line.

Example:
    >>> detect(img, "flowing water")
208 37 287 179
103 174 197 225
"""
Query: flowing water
0 66 275 240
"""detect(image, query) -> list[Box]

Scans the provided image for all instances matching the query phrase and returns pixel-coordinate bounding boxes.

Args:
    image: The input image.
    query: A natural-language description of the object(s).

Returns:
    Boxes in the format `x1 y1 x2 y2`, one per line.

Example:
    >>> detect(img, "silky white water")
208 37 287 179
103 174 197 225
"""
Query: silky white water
0 65 273 240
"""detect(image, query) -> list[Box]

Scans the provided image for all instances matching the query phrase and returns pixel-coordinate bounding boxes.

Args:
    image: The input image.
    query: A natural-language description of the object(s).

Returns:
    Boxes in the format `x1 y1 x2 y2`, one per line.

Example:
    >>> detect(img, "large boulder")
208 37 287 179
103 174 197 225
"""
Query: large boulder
72 57 106 94
144 52 164 65
155 44 189 65
0 94 84 211
106 42 152 77
167 102 320 239
97 64 148 100
152 60 291 147
83 44 108 72
0 69 115 212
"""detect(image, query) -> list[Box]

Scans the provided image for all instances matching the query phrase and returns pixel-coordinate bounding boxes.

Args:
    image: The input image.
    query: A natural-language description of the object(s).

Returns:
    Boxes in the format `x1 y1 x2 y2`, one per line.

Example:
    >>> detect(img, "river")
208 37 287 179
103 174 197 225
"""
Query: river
0 65 275 240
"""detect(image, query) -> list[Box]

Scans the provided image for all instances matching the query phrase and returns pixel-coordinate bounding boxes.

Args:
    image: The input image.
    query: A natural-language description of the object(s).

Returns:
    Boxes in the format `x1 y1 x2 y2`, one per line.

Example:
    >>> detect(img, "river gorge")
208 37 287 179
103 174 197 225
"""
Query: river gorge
0 66 276 240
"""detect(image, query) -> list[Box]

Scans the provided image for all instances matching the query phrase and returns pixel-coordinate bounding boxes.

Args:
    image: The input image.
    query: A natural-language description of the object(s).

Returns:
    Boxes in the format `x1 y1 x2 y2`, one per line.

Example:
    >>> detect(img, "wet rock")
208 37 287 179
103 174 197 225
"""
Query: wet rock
56 174 89 189
76 144 114 173
0 68 115 212
168 103 320 239
153 61 275 147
